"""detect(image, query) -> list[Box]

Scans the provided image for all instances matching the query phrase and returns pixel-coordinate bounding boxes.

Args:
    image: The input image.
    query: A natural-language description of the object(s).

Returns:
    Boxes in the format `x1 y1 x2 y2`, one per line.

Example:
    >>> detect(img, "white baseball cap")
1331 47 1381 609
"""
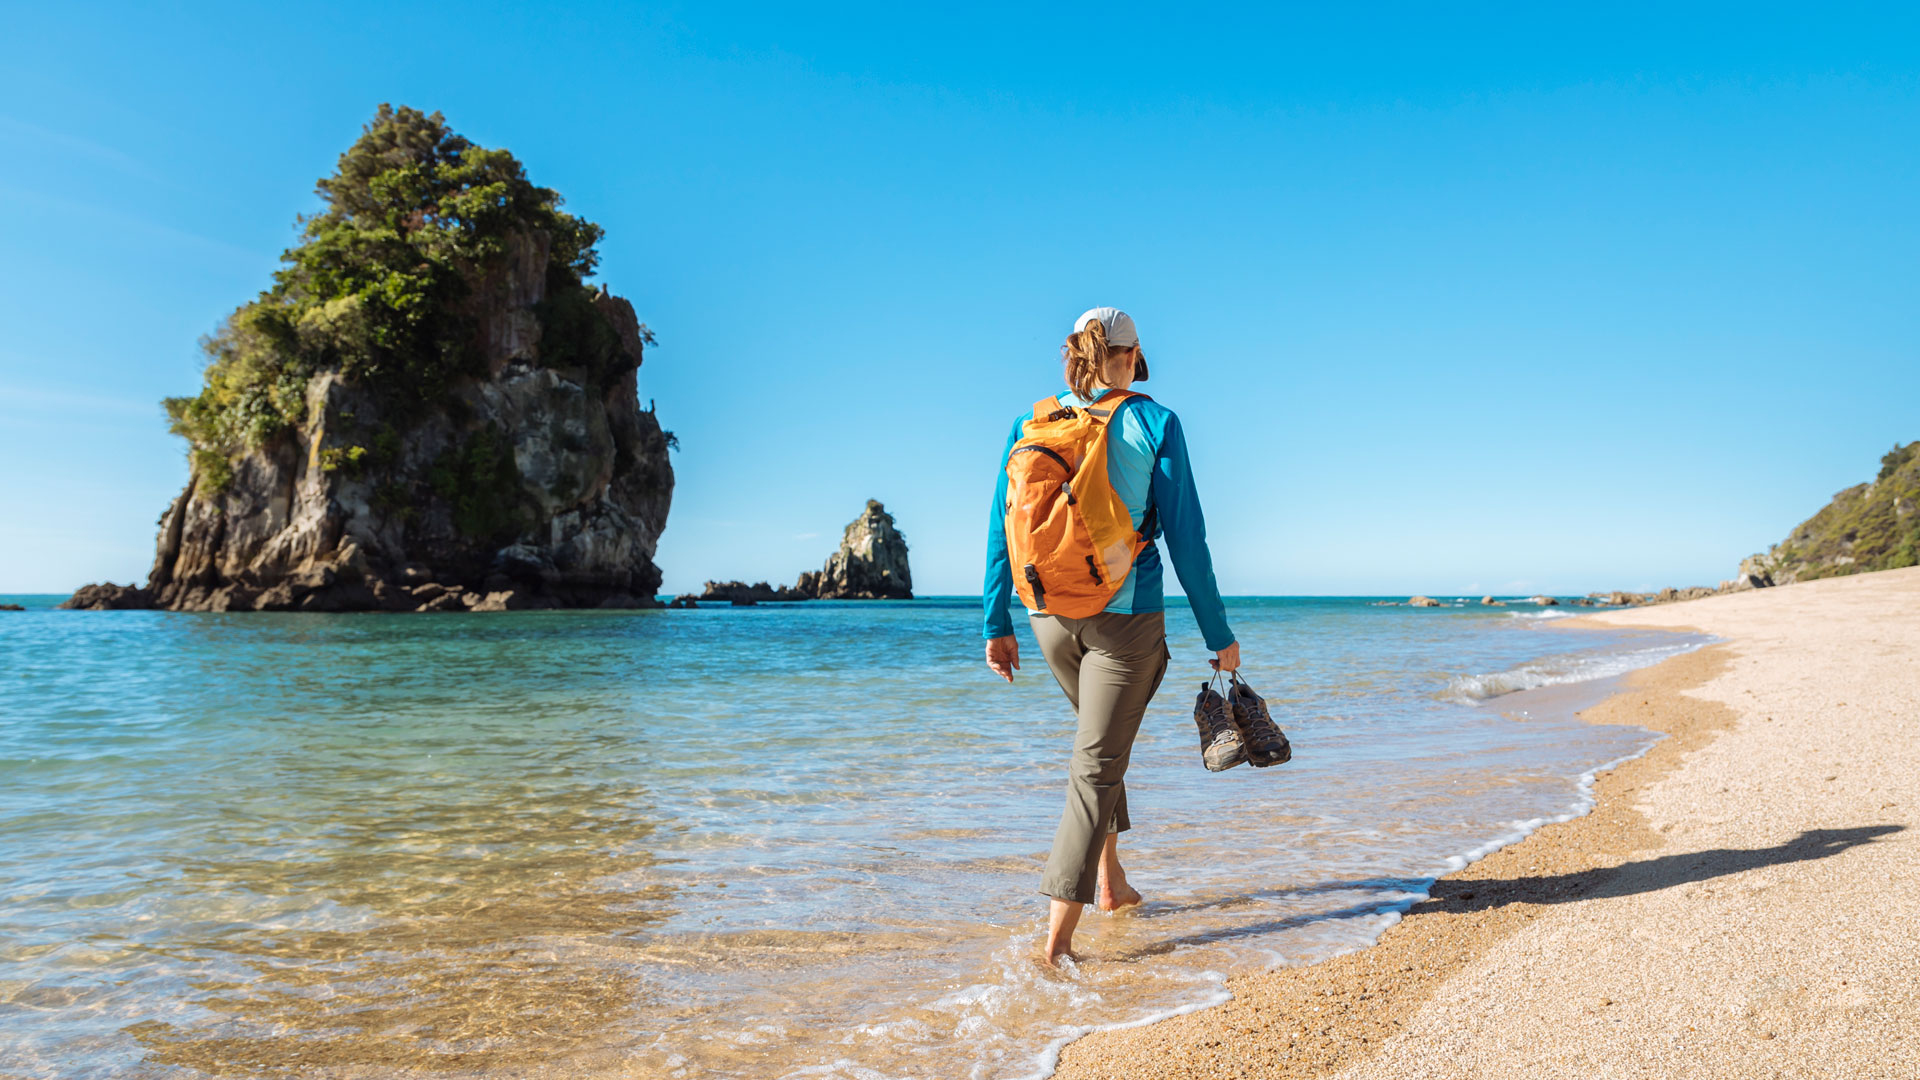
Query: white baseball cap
1073 306 1148 380
1073 307 1138 348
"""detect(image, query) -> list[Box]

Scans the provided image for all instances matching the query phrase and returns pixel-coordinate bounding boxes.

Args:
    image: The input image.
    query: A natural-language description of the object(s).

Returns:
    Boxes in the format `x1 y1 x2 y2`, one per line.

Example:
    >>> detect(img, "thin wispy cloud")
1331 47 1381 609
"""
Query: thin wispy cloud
0 182 264 264
0 114 167 185
0 382 162 417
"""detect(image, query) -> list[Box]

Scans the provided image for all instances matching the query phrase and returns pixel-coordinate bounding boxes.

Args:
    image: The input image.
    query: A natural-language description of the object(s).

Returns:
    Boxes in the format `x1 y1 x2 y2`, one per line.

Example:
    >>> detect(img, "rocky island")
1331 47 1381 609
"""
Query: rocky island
63 106 673 613
671 500 913 606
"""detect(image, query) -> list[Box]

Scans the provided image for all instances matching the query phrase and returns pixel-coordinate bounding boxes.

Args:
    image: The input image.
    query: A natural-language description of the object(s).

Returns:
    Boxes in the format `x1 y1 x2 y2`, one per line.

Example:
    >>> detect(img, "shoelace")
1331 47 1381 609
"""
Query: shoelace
1196 680 1236 737
1203 678 1240 735
1229 674 1285 741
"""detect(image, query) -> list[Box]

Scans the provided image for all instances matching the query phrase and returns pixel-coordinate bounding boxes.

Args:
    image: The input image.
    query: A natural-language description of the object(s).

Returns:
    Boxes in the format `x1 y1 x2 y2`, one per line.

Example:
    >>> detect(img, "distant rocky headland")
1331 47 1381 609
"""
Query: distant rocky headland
671 500 913 606
63 106 673 613
1383 439 1919 610
1623 438 1917 605
1734 440 1918 587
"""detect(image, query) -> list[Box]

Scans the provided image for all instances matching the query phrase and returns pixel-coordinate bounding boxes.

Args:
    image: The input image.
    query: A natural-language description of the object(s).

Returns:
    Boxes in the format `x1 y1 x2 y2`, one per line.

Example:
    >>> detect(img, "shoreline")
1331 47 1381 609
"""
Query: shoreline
1052 630 1737 1079
1055 567 1920 1079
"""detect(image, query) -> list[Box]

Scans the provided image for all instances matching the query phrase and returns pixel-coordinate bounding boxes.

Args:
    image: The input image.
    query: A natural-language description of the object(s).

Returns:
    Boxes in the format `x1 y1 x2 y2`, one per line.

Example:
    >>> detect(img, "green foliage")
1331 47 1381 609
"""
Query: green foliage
1878 442 1917 483
191 448 234 495
319 445 369 475
370 423 402 467
429 426 525 539
1771 440 1920 581
535 285 624 381
164 104 604 484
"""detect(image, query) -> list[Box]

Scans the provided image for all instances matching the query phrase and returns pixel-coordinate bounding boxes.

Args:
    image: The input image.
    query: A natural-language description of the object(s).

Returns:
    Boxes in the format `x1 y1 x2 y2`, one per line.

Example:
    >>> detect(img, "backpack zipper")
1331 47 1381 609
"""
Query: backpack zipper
1010 445 1073 475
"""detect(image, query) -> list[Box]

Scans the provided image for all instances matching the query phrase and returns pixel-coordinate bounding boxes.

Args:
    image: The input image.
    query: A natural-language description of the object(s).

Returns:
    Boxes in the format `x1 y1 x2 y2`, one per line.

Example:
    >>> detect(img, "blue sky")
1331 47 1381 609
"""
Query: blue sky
2 3 1915 596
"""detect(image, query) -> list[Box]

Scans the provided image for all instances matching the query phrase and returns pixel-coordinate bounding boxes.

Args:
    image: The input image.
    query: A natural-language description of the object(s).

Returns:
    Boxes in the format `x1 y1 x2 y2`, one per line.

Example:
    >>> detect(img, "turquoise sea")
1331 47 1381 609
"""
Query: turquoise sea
0 595 1698 1078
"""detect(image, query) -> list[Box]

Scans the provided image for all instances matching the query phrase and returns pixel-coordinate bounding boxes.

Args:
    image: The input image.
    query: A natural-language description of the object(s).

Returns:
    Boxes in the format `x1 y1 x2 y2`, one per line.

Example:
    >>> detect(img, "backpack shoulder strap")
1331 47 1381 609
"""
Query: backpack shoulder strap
1084 388 1148 420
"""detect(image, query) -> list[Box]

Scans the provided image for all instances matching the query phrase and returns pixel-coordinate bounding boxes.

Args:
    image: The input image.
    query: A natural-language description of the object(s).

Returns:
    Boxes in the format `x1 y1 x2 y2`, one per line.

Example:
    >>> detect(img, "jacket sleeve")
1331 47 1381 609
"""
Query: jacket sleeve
1149 413 1236 651
982 415 1025 640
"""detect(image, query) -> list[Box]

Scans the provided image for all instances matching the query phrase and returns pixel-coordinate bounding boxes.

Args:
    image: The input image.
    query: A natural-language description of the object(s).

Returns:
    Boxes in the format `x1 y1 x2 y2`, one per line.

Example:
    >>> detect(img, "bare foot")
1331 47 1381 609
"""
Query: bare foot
1094 833 1141 913
1034 946 1080 970
1095 879 1142 912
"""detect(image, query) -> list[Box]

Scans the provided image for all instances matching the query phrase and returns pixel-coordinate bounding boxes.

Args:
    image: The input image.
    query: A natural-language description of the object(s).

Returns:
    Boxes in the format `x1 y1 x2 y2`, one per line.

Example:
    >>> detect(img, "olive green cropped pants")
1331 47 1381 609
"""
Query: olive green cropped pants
1029 609 1170 905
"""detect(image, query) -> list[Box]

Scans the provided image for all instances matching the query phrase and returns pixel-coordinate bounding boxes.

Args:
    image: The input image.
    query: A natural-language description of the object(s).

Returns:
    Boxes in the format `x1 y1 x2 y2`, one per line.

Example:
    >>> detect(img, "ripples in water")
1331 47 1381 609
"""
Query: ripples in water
0 596 1697 1077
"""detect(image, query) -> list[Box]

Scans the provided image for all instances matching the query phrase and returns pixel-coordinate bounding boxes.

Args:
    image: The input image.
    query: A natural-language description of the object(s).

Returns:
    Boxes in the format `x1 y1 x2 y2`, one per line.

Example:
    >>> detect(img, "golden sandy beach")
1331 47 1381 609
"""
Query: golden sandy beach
1055 566 1920 1079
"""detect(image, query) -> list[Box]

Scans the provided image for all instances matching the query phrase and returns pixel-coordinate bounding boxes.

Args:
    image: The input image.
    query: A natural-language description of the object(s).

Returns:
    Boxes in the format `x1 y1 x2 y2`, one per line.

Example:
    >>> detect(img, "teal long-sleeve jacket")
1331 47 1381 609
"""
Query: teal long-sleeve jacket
982 389 1236 651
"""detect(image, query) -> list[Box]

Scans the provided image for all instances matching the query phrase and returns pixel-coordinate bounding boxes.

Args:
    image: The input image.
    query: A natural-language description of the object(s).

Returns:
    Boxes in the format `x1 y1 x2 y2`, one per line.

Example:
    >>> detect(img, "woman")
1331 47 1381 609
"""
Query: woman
983 306 1239 966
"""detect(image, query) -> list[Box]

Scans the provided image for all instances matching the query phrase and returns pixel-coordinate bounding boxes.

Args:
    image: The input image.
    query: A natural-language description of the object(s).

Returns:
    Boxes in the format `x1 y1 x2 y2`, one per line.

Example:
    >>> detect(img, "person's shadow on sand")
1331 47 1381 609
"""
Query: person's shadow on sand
1102 826 1901 959
1418 824 1904 916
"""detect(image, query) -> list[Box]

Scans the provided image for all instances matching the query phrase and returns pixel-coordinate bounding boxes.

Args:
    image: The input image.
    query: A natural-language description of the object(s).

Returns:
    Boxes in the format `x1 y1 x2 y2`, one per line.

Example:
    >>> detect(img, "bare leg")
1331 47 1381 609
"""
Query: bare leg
1095 832 1142 912
1044 833 1144 965
1042 898 1083 966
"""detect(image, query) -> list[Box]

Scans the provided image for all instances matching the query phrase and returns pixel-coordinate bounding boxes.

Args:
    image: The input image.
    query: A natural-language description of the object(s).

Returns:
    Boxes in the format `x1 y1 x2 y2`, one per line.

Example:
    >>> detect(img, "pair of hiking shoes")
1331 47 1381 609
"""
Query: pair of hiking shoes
1194 673 1292 771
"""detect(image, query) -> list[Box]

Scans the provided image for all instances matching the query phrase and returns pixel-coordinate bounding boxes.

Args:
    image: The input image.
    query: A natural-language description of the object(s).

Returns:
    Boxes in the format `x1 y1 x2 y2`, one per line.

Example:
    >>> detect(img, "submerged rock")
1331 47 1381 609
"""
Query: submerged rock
806 500 912 600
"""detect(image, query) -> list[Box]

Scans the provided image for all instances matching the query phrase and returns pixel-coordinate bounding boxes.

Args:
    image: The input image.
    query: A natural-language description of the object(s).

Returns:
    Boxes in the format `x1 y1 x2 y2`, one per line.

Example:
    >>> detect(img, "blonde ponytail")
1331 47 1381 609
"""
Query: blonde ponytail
1061 321 1146 401
1062 320 1108 401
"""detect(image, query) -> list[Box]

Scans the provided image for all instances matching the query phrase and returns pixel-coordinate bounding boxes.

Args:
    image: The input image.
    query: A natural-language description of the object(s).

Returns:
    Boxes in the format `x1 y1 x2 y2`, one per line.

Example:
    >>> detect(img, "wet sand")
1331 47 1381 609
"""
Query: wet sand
1054 566 1920 1079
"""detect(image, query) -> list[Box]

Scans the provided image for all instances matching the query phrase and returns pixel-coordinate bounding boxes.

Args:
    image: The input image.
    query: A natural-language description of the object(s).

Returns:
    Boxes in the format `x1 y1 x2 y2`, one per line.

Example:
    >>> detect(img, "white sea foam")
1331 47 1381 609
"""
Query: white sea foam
1015 974 1233 1080
1440 640 1699 703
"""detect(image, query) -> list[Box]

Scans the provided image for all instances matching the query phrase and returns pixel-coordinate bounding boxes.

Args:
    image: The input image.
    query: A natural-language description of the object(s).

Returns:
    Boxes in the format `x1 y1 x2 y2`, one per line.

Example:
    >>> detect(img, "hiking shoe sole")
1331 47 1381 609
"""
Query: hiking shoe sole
1195 682 1248 772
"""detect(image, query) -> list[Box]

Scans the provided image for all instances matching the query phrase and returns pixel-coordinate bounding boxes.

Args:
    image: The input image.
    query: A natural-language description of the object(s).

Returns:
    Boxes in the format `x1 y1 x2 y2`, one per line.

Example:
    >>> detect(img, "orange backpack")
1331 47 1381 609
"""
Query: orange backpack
1003 390 1156 617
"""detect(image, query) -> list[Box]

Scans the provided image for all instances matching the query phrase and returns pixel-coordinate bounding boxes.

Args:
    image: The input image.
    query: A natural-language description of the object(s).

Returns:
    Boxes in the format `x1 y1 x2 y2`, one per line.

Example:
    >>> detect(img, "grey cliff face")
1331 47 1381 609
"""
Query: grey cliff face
64 233 674 613
808 500 913 600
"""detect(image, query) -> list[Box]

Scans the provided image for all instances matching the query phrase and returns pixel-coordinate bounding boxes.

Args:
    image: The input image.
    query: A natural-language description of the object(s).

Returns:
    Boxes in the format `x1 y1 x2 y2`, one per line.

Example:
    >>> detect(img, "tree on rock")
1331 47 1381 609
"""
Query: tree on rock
65 105 674 613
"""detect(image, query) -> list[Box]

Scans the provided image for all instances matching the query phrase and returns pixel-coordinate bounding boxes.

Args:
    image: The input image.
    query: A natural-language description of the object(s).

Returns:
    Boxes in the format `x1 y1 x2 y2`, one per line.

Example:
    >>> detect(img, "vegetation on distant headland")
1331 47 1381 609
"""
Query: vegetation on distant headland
1579 438 1920 608
162 104 608 490
1743 441 1920 585
1380 440 1920 613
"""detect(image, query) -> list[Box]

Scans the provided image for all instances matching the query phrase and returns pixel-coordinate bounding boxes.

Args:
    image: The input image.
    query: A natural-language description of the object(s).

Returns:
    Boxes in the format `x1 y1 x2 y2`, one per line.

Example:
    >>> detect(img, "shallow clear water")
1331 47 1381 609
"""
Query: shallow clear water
0 595 1694 1078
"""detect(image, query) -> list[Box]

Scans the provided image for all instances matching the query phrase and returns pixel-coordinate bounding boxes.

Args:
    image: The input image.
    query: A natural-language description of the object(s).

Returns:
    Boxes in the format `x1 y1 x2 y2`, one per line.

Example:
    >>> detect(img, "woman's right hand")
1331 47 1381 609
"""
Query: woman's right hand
1210 641 1241 673
986 636 1021 682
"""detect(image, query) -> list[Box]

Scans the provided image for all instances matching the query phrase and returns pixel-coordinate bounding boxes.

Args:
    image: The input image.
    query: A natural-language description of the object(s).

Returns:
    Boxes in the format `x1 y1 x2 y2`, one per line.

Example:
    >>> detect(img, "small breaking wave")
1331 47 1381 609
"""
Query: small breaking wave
1508 608 1576 621
1441 641 1700 703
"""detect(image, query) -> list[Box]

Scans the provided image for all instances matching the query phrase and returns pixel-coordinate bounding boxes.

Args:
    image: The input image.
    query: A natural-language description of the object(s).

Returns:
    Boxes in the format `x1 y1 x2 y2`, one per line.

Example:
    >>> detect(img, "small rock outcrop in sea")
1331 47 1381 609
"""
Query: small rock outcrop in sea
802 500 913 600
1531 595 1560 606
1479 595 1505 606
674 501 912 608
0 603 24 612
61 107 673 614
59 585 149 610
697 580 812 605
